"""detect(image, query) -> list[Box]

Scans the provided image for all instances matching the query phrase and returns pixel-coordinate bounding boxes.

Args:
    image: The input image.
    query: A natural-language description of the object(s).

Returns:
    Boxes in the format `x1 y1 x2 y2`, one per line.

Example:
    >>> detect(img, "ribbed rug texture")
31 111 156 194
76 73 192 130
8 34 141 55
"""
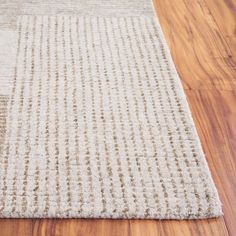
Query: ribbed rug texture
0 0 222 219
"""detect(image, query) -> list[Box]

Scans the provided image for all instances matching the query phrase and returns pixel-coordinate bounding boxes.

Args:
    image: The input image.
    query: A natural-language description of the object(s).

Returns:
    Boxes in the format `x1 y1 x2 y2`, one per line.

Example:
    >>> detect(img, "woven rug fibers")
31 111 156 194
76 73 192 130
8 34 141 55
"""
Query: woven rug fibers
0 1 222 219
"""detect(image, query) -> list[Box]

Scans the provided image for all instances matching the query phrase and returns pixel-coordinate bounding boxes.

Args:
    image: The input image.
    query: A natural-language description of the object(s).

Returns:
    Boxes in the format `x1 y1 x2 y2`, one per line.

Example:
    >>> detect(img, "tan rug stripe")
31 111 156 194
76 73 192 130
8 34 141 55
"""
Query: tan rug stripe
43 16 51 214
68 17 85 212
0 96 8 150
32 16 43 214
102 18 140 214
85 20 119 213
12 17 31 214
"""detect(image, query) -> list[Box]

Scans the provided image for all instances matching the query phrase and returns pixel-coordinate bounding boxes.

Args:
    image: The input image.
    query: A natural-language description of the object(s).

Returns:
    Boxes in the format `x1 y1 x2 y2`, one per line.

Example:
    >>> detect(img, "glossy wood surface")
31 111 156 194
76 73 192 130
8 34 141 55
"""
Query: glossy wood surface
0 0 235 235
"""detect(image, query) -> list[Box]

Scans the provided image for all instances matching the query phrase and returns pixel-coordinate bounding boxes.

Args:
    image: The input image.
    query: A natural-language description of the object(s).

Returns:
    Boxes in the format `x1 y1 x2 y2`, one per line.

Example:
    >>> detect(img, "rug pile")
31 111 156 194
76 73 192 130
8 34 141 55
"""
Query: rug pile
0 0 221 218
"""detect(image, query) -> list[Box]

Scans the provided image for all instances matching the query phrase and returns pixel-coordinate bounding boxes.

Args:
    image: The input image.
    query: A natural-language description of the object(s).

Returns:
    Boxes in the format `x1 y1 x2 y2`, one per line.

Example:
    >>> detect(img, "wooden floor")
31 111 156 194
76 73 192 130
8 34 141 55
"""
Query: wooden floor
1 0 235 235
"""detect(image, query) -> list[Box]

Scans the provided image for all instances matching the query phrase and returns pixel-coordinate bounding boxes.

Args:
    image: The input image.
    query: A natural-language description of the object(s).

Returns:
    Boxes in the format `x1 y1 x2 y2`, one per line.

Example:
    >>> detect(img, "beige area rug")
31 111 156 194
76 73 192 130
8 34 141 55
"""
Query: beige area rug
0 1 222 219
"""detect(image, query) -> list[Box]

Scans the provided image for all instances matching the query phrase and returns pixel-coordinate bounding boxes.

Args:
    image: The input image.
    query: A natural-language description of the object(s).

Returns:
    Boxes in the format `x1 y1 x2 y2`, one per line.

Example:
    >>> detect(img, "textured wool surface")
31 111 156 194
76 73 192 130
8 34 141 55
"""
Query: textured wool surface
0 1 222 219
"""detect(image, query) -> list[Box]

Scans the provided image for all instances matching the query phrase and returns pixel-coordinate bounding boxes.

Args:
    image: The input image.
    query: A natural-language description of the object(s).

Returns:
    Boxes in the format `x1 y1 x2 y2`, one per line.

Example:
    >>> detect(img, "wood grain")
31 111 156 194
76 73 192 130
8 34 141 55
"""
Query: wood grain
153 0 236 90
186 90 236 236
0 0 235 235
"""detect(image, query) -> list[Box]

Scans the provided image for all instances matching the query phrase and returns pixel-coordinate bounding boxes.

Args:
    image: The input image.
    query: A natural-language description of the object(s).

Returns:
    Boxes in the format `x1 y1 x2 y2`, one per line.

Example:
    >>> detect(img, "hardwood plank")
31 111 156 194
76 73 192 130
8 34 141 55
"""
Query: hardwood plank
130 218 229 236
0 217 229 236
153 0 236 90
203 0 236 56
31 219 130 236
160 218 228 236
0 219 33 236
129 220 163 236
0 217 228 236
186 90 236 236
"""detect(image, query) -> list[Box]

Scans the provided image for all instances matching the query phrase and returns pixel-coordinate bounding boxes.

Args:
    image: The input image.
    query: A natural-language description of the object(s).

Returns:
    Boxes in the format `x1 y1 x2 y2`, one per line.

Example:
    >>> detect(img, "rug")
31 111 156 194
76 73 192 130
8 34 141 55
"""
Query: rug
0 1 222 219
